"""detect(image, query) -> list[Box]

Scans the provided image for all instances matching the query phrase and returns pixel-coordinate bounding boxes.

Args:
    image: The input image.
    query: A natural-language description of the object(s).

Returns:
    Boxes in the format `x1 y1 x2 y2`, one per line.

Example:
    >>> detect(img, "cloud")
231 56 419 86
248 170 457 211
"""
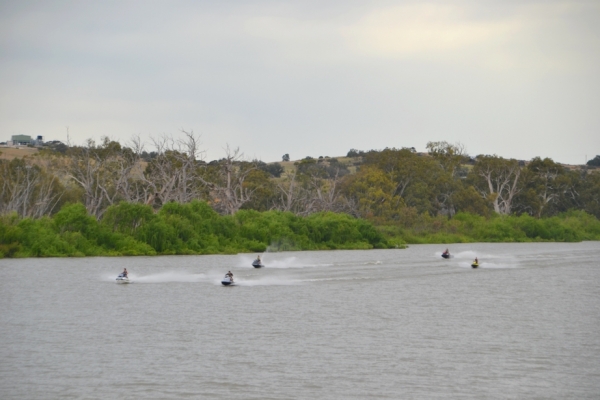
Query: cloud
339 2 599 73
343 5 517 56
0 1 598 164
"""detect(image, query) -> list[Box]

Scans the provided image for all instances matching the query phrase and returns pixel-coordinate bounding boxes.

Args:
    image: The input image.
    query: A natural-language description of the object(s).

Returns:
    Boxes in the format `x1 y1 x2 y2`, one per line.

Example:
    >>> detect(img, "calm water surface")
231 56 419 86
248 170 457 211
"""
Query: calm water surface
1 242 599 399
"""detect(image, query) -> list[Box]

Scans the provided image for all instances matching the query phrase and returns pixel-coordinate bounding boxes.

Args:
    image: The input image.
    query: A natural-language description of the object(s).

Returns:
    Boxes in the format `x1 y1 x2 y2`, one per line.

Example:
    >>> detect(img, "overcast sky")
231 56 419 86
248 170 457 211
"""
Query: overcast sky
1 0 598 164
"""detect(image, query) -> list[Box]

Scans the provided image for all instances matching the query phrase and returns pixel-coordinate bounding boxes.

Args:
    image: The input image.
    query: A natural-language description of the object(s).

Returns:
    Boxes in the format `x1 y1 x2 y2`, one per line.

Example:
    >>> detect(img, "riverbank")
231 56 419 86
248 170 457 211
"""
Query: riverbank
378 209 600 245
2 202 599 258
0 201 392 258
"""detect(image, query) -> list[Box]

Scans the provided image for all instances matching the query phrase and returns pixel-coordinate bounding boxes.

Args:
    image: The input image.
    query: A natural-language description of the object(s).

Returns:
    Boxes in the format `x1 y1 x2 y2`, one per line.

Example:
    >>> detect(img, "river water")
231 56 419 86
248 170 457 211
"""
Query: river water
1 242 599 399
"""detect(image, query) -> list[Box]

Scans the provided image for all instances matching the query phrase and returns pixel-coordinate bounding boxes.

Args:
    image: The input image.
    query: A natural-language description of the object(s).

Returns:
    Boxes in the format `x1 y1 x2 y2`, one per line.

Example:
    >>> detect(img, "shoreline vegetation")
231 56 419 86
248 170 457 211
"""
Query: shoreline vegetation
1 137 600 258
0 202 390 258
1 202 599 258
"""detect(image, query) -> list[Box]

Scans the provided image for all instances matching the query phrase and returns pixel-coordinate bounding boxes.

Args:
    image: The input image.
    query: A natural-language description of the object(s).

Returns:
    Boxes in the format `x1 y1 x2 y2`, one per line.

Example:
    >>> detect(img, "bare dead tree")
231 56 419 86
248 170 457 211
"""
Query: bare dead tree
200 145 259 215
274 167 300 212
301 169 345 214
64 137 141 218
0 159 63 218
140 130 206 207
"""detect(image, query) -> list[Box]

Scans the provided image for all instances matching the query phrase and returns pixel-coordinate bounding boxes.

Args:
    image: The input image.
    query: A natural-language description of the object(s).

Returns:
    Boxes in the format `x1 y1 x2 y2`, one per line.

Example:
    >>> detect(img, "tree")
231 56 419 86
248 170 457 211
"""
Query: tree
347 149 360 157
285 158 348 215
339 166 405 222
240 169 277 211
258 162 284 178
141 131 206 208
426 141 467 178
579 170 600 218
0 158 64 218
363 147 442 215
452 185 493 216
587 155 600 167
426 141 469 217
469 155 522 215
200 146 259 215
64 137 141 218
274 167 300 213
517 157 566 217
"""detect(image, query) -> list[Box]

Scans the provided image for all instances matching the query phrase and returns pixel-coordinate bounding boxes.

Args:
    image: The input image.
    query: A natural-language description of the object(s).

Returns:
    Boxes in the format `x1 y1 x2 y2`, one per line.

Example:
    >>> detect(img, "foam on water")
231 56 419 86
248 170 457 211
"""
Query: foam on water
477 262 518 269
453 250 507 259
456 261 518 269
232 276 299 286
302 276 373 283
236 255 331 269
103 270 220 283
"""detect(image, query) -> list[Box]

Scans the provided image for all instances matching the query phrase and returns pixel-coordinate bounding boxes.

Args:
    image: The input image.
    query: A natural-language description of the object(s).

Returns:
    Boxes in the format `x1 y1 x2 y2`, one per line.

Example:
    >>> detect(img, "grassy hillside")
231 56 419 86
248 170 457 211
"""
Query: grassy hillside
0 146 38 160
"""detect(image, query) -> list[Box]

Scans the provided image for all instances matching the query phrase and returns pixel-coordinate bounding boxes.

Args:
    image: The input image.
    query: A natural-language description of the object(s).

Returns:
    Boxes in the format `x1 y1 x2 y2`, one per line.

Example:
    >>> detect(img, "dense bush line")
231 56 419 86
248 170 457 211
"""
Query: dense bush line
0 201 390 258
377 210 600 244
2 201 598 258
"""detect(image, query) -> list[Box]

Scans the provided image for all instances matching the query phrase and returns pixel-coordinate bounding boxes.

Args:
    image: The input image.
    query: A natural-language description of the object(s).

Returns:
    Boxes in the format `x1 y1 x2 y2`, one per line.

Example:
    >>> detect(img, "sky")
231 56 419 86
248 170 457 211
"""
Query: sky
1 0 599 164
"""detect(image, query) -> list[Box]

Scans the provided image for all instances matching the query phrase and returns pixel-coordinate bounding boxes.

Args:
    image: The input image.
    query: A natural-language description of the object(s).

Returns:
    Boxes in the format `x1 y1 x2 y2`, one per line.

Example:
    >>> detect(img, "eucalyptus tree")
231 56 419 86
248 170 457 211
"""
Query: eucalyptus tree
199 146 260 215
426 141 467 178
549 168 600 219
451 186 493 216
363 148 417 199
239 168 278 212
515 157 568 217
469 155 522 215
141 131 206 208
0 157 64 218
424 141 473 217
274 166 301 213
64 137 141 218
339 165 405 222
362 147 444 215
579 170 600 218
290 158 350 215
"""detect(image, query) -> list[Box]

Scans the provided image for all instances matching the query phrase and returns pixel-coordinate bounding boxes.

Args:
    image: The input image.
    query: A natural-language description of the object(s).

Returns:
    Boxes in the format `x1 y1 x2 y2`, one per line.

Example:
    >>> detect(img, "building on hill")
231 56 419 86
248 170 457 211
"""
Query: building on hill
7 135 44 146
9 135 33 145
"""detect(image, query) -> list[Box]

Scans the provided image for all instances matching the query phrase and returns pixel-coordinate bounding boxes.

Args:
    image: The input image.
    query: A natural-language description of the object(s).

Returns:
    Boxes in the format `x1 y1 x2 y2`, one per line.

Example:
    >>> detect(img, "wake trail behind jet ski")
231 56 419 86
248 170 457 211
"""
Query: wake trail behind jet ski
456 261 518 269
121 271 211 283
237 255 330 269
236 276 299 286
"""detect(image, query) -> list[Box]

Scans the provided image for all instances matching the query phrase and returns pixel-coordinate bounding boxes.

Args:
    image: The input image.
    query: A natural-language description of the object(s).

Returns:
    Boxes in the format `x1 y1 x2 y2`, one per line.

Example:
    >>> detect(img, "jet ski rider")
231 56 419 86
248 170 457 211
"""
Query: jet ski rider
122 268 128 278
226 271 233 279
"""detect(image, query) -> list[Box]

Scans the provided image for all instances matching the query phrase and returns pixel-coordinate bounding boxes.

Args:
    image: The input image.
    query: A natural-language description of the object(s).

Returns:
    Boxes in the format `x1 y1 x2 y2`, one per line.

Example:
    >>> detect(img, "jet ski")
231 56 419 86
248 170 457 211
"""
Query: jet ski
441 253 451 259
252 259 264 268
221 275 235 286
116 273 130 283
471 262 479 269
